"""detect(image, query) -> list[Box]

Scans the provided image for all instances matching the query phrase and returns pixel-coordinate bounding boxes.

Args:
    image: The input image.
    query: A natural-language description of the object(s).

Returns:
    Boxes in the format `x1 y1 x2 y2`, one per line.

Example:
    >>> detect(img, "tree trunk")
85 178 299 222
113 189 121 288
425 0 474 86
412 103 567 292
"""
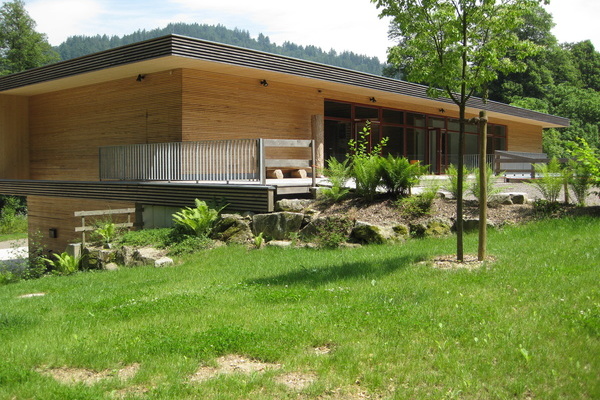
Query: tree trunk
457 105 465 262
478 110 488 261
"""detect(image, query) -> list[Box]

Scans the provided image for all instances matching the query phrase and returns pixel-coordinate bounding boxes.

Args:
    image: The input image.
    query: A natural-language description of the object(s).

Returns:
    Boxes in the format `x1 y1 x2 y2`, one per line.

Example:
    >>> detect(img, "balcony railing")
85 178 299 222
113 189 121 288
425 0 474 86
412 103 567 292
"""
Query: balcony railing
99 139 316 186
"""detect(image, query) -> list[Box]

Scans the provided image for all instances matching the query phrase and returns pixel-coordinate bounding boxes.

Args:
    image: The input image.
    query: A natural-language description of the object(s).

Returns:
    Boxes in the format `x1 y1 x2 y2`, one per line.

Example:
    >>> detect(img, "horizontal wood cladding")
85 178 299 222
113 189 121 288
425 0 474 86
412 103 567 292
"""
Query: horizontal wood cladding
0 180 275 213
0 95 29 179
28 70 183 181
506 122 543 153
27 195 133 255
181 69 322 144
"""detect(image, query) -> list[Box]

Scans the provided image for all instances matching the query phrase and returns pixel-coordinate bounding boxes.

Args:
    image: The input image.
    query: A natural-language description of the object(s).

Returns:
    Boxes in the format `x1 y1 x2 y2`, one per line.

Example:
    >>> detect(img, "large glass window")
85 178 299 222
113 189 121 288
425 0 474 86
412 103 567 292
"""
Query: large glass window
382 126 404 157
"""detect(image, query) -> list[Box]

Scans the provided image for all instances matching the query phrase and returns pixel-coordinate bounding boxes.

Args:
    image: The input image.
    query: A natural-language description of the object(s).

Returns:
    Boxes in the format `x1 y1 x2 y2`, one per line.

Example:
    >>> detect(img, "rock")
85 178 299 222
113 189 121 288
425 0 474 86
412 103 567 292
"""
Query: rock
393 224 410 237
276 199 314 212
424 218 452 237
299 215 353 241
252 212 304 240
510 193 527 204
462 219 496 232
154 257 174 267
411 219 451 237
104 262 119 271
267 240 293 248
213 214 253 244
491 193 513 205
352 221 401 244
115 245 136 266
133 247 169 266
339 242 362 249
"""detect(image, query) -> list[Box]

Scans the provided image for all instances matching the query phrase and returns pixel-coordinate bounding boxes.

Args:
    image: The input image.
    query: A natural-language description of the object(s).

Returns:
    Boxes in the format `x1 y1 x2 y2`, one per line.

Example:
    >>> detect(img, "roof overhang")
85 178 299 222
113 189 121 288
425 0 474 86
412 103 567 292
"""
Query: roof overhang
0 34 569 129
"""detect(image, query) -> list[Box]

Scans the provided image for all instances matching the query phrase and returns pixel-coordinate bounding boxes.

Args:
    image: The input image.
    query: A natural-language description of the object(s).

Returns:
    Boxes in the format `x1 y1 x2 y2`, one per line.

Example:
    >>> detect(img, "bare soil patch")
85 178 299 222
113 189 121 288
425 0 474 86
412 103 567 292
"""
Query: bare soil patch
37 363 140 386
189 354 281 383
274 371 318 390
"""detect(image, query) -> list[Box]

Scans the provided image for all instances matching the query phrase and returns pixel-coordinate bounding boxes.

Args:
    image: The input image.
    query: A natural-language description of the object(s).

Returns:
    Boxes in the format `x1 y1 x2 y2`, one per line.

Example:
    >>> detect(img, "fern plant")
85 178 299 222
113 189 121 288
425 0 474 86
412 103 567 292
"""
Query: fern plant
172 199 225 237
443 164 471 199
380 155 427 197
529 158 565 203
470 164 502 203
320 157 351 203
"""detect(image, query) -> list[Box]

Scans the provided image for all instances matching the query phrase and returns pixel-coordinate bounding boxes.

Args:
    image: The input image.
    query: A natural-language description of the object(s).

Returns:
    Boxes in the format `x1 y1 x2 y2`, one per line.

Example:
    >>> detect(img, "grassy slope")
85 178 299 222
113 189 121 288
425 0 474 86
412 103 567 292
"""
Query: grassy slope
0 217 598 399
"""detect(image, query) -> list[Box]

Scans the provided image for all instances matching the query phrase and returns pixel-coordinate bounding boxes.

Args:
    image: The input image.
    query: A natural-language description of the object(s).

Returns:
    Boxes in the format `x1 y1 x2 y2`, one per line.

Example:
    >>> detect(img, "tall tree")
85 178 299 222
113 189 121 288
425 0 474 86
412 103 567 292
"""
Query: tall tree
372 0 545 261
0 0 59 75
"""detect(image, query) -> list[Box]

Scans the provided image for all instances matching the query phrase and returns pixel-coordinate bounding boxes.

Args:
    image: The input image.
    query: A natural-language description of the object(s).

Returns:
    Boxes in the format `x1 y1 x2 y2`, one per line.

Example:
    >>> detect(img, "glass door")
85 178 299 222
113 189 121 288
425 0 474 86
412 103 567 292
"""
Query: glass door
427 128 445 174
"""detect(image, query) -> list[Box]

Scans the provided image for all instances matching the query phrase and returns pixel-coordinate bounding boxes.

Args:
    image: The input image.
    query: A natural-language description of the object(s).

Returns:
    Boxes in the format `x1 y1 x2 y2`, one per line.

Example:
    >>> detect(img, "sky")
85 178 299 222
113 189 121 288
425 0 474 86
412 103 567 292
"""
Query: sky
14 0 600 62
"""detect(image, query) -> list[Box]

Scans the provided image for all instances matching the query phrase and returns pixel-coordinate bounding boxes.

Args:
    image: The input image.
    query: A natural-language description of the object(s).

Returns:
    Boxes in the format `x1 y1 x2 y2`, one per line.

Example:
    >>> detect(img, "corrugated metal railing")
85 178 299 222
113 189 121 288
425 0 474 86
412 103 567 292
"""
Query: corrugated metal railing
100 140 260 182
99 139 316 185
463 154 495 170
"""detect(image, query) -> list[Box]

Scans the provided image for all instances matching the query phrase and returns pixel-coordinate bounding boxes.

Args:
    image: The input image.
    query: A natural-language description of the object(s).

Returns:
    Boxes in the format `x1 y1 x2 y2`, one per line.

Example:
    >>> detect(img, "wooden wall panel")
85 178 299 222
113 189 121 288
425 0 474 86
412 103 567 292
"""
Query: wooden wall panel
506 122 543 152
0 95 29 179
28 70 183 181
27 195 134 255
182 69 323 143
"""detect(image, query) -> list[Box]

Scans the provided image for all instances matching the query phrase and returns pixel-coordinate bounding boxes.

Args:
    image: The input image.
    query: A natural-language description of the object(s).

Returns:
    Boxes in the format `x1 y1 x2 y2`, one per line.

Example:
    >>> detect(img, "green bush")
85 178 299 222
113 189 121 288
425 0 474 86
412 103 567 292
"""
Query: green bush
396 184 439 217
117 228 172 248
380 155 426 197
567 138 600 205
172 199 225 237
43 252 80 276
470 164 502 203
443 164 470 199
530 158 565 203
351 155 383 201
320 157 351 203
0 197 27 235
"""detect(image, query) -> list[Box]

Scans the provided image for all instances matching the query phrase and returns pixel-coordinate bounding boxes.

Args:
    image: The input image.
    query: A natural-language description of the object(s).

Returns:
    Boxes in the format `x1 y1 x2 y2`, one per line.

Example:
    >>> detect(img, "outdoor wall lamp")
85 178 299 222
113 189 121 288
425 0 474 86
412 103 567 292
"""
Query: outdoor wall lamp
136 74 145 82
260 79 269 87
369 97 376 103
439 108 445 113
49 228 58 238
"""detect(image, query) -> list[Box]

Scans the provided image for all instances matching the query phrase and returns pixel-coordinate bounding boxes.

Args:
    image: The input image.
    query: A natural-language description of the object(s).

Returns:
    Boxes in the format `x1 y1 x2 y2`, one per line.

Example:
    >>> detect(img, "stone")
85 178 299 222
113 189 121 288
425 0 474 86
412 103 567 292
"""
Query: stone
213 214 253 244
462 218 496 232
393 224 410 237
491 193 513 205
424 218 452 237
267 240 293 248
275 199 314 212
115 246 135 266
133 247 169 266
510 193 527 204
154 257 174 267
299 215 353 241
252 212 304 240
104 262 119 271
351 221 400 244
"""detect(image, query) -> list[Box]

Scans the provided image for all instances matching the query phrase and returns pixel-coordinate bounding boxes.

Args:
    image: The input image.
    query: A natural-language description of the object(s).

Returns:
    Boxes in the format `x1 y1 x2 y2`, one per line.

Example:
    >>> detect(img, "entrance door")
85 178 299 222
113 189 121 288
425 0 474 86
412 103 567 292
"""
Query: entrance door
427 128 446 174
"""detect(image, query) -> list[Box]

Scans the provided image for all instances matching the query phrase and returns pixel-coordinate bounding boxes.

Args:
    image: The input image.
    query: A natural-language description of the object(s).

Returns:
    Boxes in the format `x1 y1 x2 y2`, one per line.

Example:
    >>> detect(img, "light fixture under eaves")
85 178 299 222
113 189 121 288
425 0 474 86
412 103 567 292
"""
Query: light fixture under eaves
260 79 269 87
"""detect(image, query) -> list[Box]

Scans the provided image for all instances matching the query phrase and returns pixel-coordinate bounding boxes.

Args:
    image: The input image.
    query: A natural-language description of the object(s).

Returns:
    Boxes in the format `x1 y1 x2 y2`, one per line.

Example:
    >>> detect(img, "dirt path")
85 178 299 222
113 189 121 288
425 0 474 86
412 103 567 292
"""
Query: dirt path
0 239 27 250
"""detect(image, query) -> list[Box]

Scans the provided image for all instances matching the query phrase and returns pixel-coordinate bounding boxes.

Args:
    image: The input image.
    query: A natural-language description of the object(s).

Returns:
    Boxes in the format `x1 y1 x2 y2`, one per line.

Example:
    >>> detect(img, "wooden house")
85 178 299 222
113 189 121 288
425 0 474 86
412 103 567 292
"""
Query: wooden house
0 35 569 253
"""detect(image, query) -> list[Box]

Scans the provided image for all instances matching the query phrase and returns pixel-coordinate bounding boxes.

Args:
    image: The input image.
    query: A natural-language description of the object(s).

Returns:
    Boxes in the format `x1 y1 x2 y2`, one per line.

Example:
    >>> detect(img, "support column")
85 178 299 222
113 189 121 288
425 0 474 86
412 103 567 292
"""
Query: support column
311 114 324 175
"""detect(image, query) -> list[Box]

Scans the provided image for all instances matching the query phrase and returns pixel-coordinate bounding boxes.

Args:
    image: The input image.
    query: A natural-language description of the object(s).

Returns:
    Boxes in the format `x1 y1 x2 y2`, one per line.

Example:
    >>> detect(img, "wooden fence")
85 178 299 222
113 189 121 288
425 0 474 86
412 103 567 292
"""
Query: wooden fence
74 208 135 245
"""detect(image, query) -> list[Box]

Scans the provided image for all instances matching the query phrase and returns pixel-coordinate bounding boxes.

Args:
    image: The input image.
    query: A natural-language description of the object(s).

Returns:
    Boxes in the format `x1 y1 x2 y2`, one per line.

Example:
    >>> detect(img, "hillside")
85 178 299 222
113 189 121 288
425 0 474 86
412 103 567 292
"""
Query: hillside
54 22 386 76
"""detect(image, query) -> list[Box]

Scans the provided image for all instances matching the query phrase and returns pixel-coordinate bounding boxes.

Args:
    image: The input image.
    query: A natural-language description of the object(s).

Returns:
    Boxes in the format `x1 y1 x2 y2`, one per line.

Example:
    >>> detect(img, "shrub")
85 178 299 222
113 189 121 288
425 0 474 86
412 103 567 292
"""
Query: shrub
351 156 383 201
443 164 470 199
320 157 351 203
0 197 27 235
314 217 354 249
92 221 117 247
396 184 439 217
172 199 225 237
529 158 565 203
380 155 426 197
117 228 172 248
167 235 215 256
44 252 80 275
470 164 502 203
567 138 600 205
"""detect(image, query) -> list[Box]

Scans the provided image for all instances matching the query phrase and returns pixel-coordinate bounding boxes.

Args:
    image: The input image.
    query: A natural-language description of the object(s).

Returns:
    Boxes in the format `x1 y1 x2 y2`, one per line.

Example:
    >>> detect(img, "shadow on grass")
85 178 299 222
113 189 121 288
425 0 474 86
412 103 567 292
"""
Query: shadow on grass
248 254 423 287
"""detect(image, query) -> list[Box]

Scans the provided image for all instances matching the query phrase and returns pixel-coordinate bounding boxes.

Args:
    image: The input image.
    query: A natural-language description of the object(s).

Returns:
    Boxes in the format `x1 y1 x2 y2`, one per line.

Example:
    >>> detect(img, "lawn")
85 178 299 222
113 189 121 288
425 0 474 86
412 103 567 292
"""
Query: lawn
0 217 598 399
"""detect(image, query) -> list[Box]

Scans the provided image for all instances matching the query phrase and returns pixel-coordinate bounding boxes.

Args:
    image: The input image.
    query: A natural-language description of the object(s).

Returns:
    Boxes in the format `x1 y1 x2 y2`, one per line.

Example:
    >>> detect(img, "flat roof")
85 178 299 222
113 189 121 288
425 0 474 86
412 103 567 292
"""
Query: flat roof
0 34 569 128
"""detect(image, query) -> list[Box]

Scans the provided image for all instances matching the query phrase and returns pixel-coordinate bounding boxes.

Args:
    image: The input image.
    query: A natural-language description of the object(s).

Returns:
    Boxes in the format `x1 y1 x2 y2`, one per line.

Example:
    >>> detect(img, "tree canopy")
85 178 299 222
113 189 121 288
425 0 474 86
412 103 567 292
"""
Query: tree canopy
0 0 59 75
372 0 546 261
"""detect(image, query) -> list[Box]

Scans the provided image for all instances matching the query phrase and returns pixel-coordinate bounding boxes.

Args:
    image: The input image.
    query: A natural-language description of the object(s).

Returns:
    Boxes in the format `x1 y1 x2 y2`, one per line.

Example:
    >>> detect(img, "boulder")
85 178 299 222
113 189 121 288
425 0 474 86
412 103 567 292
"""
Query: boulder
154 257 174 267
276 199 314 212
266 240 293 248
104 262 119 271
133 247 169 266
213 214 253 244
352 221 402 244
411 218 452 237
510 192 527 204
461 218 496 232
252 212 304 240
299 215 353 241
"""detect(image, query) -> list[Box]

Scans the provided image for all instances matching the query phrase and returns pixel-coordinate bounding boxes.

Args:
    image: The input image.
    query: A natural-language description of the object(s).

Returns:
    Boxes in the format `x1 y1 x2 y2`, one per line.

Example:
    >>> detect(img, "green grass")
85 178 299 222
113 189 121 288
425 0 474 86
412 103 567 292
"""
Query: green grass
0 217 598 399
0 232 27 242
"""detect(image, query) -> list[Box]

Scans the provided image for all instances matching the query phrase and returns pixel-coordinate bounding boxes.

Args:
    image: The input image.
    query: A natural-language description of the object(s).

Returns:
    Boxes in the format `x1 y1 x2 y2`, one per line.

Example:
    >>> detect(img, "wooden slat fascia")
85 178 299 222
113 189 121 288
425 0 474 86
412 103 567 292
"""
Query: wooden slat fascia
0 35 569 127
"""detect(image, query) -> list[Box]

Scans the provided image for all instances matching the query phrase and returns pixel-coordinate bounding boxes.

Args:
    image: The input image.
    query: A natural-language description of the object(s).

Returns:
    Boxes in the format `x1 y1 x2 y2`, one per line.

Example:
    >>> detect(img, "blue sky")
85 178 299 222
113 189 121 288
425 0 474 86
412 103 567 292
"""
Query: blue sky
16 0 600 62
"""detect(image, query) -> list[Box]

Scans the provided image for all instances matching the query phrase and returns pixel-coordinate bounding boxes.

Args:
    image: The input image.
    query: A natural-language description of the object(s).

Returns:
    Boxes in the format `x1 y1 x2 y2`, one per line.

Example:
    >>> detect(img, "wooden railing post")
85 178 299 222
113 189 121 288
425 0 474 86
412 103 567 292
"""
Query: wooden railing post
258 139 266 185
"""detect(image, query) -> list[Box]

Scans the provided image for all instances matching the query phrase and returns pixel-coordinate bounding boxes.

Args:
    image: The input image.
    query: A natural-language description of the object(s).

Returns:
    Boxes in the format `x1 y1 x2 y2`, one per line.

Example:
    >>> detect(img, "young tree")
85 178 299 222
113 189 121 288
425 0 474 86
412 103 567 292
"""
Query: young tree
0 0 59 75
371 0 546 261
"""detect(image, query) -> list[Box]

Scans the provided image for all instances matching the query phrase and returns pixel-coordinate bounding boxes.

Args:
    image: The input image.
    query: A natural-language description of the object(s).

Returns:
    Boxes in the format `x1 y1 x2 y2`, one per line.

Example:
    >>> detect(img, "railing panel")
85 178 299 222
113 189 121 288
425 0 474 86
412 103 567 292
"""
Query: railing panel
100 139 260 182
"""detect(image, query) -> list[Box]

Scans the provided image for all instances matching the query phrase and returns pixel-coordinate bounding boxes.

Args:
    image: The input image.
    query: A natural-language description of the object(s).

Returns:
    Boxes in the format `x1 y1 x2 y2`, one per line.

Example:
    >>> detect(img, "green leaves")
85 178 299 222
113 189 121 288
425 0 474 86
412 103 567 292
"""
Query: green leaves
172 199 225 237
